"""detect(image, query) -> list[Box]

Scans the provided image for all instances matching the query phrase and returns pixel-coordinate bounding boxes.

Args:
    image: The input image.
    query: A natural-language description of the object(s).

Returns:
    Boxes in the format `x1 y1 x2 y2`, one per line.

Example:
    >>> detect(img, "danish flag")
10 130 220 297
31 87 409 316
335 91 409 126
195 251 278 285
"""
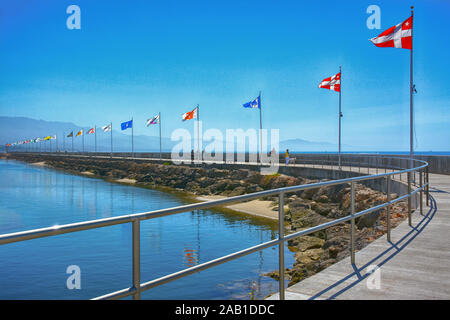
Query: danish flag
369 15 412 49
87 128 95 134
182 107 198 121
318 72 341 92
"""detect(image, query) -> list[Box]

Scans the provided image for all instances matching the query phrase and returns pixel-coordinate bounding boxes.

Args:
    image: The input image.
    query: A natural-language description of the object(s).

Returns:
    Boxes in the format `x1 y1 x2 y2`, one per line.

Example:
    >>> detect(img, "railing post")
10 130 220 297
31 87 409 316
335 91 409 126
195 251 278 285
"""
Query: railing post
426 166 430 206
419 170 423 215
278 192 285 300
132 219 141 300
386 175 391 242
408 172 412 227
350 182 355 264
376 157 378 174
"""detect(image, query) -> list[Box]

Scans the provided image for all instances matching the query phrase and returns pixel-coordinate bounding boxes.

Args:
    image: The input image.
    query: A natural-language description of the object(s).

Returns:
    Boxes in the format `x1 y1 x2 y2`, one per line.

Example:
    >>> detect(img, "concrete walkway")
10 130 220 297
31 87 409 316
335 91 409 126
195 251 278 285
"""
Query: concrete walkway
267 173 450 300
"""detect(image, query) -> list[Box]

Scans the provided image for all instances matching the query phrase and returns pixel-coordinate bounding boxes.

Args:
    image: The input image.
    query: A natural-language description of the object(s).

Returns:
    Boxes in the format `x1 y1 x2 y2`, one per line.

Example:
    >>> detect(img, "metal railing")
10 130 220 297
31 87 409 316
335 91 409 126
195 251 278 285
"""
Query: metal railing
0 156 430 300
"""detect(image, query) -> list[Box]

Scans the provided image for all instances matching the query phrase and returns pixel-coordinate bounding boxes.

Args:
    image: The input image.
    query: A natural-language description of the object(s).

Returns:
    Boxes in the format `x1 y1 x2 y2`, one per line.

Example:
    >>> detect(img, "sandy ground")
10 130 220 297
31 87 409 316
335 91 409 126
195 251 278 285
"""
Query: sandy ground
196 195 278 220
116 178 137 184
30 161 46 166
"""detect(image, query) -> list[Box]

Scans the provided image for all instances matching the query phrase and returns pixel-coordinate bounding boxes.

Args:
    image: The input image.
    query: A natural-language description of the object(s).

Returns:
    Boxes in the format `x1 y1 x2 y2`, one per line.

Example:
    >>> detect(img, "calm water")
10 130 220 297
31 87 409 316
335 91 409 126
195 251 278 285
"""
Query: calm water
0 160 294 300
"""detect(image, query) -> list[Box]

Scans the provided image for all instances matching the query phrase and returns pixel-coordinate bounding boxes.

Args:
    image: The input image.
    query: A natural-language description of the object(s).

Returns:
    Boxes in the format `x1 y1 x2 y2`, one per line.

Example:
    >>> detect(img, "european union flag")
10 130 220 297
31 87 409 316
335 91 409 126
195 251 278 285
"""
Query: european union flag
243 96 260 109
121 120 133 130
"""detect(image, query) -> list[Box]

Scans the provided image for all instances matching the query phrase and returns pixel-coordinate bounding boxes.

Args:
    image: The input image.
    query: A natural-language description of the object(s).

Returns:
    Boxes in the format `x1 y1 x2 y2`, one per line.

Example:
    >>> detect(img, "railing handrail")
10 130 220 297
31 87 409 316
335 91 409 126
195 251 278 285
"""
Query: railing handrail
0 156 430 300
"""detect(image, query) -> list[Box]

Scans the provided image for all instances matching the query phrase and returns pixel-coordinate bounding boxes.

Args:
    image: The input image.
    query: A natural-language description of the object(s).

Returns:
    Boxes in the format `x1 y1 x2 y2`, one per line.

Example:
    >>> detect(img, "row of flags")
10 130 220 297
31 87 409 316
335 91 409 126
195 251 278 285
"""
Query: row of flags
5 116 159 147
6 136 56 147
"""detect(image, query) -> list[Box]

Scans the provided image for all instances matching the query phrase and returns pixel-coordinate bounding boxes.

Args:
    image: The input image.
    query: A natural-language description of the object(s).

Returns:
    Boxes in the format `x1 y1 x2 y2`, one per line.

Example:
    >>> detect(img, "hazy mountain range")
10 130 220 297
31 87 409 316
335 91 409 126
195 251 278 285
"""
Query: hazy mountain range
0 116 342 153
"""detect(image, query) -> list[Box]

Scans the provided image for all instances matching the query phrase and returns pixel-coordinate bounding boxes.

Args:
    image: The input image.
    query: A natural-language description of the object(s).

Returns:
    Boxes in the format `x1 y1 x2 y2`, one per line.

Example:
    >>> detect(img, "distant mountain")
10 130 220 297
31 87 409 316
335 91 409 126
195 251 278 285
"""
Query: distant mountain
1 116 347 153
0 116 176 152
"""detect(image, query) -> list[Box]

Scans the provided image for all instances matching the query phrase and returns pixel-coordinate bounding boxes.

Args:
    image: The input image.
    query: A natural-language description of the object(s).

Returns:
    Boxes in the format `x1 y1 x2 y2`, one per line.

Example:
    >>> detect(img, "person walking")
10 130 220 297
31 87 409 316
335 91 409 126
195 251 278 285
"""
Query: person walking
285 149 290 165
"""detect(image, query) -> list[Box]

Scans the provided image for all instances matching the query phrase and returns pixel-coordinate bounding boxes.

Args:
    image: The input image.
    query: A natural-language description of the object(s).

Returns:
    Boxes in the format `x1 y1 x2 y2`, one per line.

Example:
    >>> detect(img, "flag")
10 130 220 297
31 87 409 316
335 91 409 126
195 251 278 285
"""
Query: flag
182 107 198 121
102 124 112 132
243 96 260 109
44 136 51 141
76 130 83 137
67 132 73 137
146 114 160 126
319 72 341 92
87 128 95 134
36 138 42 142
51 135 56 140
369 15 412 49
121 120 133 130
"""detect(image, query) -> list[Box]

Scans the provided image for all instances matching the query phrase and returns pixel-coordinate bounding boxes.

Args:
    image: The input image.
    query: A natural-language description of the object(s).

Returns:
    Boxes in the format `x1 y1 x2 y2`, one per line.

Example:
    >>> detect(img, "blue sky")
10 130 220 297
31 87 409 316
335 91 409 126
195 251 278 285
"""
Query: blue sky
0 0 449 151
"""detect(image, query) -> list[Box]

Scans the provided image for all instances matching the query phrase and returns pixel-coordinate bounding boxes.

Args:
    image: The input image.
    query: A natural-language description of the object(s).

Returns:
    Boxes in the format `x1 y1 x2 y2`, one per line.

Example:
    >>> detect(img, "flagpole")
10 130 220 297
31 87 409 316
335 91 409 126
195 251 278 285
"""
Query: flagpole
110 122 113 159
339 66 342 170
95 125 97 154
410 6 414 169
82 131 85 154
131 117 134 159
259 91 262 164
197 105 200 163
159 112 162 160
63 132 65 152
72 134 74 153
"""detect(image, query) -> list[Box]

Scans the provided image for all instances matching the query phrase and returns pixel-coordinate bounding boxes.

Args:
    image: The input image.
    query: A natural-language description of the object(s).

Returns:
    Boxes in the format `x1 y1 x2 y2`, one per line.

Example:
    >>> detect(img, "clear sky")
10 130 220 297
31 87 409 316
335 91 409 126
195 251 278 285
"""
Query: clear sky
0 0 449 151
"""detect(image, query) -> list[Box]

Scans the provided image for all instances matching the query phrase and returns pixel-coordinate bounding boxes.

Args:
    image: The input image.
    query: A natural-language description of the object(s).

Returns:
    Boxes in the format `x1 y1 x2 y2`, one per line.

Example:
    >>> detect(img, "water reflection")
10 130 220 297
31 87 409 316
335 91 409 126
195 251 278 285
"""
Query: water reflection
0 160 294 300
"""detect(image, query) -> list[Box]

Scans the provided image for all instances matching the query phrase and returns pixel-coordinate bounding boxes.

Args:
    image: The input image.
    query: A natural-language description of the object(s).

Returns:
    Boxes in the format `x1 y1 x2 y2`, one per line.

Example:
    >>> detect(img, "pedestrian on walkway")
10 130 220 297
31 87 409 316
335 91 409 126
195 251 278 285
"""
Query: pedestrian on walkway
285 149 290 165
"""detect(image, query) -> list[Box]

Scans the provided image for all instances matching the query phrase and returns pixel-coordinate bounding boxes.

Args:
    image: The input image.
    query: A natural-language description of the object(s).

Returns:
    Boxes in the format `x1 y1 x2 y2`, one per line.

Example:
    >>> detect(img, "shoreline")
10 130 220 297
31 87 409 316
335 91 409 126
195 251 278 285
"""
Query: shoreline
196 195 279 220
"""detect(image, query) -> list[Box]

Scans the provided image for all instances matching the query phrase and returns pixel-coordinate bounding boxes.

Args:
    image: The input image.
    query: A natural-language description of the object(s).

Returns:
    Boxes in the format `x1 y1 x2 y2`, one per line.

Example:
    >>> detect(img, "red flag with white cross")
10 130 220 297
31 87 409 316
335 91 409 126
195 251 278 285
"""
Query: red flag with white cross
369 15 412 49
318 72 341 92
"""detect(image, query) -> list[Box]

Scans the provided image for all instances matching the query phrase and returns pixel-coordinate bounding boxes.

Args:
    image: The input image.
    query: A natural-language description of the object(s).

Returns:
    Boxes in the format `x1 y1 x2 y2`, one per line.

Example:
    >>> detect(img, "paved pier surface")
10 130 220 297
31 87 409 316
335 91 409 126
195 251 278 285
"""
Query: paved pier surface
268 173 450 300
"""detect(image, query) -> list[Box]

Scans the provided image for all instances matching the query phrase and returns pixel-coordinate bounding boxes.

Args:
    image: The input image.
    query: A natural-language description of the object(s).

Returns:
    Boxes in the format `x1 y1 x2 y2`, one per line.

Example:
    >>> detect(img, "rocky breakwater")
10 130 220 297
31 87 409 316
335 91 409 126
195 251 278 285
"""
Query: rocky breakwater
265 182 408 286
5 154 305 197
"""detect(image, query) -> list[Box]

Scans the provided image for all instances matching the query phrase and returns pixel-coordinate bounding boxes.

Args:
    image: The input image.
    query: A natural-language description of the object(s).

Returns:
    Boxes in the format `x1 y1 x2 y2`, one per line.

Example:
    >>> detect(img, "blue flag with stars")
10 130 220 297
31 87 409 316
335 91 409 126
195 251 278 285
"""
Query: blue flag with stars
243 95 260 109
121 119 133 130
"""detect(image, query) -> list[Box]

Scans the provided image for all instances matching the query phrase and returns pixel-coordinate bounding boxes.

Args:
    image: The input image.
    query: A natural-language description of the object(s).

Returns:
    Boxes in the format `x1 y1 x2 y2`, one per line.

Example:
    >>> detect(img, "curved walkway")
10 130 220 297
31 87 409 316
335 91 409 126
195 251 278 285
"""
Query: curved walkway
268 173 450 299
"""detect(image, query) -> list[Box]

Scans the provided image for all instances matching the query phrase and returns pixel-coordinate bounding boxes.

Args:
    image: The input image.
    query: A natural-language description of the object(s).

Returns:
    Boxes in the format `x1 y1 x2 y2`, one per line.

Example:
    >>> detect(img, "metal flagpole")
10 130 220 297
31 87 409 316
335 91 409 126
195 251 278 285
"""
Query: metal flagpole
131 118 134 158
410 6 414 170
110 122 113 159
82 131 85 153
159 112 162 160
50 138 52 153
95 125 97 154
56 135 58 152
197 105 200 163
63 133 65 152
72 134 74 153
339 66 342 170
259 91 262 164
